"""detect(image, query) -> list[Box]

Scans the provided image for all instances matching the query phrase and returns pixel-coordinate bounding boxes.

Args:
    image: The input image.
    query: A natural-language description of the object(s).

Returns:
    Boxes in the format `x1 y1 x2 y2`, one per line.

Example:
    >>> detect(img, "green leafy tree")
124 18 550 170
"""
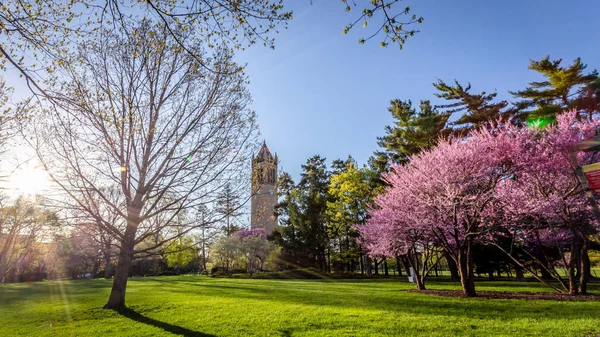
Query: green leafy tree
510 56 600 121
371 99 449 172
433 79 509 135
326 164 382 272
165 236 199 274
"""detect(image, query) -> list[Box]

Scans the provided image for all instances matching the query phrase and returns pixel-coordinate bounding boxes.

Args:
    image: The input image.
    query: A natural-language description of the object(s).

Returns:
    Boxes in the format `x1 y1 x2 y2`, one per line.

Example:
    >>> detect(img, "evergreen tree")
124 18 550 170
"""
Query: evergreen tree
433 79 509 135
370 99 449 172
297 155 331 272
272 157 331 272
215 183 242 236
510 56 600 121
271 172 302 265
331 155 357 176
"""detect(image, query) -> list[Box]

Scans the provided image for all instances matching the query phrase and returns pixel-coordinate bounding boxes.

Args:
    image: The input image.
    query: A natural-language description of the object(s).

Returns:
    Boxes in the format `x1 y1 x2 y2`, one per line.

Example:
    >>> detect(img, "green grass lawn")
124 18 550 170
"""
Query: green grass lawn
1 276 600 336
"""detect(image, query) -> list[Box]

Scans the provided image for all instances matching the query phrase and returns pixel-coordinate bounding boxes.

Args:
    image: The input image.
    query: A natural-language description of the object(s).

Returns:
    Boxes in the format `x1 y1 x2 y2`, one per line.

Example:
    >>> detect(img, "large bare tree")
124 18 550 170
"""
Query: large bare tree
32 22 257 310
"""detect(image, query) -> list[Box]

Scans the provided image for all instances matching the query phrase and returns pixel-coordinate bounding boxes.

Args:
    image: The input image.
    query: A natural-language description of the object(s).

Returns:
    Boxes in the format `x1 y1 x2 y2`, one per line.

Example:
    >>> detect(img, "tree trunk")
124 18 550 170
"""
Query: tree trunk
407 250 426 290
539 266 553 280
579 239 589 295
0 264 6 283
395 256 402 277
359 253 364 275
103 245 113 279
514 266 524 281
457 239 476 297
92 260 101 277
415 274 426 290
383 259 389 276
445 253 460 280
400 255 411 276
365 256 372 276
374 259 379 275
103 210 140 311
488 271 495 281
568 240 579 295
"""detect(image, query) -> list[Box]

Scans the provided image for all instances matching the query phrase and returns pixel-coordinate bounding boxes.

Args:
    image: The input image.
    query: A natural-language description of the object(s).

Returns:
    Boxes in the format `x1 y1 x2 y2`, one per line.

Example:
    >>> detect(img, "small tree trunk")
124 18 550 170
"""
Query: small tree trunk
415 274 426 290
457 238 477 297
103 246 113 279
383 259 389 276
359 253 364 275
374 259 379 275
488 271 495 281
395 256 402 277
579 239 589 295
568 240 579 295
540 266 553 280
445 253 460 280
92 260 101 278
408 250 426 290
514 266 524 281
0 264 6 284
400 255 411 276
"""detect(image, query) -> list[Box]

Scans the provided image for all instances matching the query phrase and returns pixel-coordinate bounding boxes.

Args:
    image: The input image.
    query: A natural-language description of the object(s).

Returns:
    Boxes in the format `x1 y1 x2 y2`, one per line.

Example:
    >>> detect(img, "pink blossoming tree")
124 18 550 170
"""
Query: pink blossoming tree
361 126 515 296
360 110 600 296
493 111 600 294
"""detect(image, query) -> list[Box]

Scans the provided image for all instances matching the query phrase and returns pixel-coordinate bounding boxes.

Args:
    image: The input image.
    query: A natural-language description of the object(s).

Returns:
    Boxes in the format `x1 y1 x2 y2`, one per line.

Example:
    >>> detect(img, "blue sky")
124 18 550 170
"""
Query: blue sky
236 0 600 182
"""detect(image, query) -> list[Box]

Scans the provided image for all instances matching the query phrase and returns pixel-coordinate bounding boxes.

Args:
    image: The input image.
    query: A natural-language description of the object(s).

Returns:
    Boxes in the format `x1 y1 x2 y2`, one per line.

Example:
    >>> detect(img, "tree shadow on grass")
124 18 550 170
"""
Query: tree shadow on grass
120 308 216 337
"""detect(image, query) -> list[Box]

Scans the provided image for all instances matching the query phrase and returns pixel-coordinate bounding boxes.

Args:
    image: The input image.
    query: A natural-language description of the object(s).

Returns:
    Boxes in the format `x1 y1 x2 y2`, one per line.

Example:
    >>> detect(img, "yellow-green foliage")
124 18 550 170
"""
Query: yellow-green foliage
327 164 382 230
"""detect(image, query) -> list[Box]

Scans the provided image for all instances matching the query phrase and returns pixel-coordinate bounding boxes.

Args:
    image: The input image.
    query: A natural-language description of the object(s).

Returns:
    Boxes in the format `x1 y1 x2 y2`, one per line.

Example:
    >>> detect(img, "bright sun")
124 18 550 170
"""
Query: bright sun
6 166 53 197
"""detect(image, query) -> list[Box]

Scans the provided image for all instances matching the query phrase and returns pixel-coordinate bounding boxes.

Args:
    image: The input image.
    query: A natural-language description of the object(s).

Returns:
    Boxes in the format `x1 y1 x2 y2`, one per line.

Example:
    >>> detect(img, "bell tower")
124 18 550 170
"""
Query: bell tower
251 141 278 235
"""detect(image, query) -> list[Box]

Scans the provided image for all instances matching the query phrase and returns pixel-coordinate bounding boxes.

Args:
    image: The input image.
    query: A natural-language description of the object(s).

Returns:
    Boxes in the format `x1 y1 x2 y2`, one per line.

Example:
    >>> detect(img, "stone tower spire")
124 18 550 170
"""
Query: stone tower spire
251 141 278 235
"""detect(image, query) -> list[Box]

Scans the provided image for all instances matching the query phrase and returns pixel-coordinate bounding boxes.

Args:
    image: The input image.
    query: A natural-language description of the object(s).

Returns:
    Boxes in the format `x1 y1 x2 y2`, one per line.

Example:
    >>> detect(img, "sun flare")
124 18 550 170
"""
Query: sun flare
6 166 52 197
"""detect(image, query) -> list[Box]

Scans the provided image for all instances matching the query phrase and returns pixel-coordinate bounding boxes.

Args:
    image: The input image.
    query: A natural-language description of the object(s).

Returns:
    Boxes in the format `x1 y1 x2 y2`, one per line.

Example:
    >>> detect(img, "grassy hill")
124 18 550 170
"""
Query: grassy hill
1 276 600 336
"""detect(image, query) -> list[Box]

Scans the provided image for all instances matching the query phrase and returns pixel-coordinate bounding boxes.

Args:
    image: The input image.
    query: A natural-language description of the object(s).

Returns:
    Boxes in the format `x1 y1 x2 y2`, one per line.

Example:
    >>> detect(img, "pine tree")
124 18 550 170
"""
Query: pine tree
371 99 449 172
215 183 242 236
510 56 600 122
272 157 331 272
331 155 357 176
433 79 509 135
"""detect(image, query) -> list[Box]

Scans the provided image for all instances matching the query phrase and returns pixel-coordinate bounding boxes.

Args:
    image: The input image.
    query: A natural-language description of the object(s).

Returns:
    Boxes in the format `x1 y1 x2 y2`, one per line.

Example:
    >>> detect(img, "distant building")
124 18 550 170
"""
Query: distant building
251 142 278 235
